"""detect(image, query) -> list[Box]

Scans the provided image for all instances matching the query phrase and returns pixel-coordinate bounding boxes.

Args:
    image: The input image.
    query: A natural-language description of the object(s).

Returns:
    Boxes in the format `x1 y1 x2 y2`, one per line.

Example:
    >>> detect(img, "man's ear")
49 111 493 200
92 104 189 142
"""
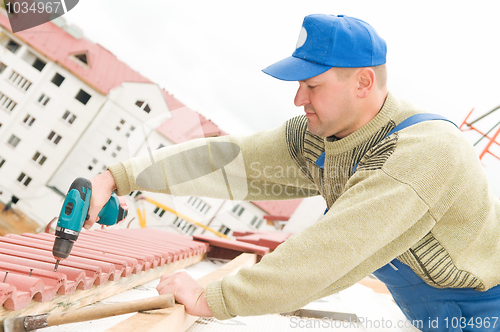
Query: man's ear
357 68 375 98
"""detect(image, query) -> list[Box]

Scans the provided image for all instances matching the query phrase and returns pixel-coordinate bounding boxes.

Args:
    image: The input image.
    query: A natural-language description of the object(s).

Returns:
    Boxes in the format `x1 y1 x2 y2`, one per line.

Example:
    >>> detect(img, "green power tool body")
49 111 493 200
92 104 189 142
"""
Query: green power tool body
52 177 127 271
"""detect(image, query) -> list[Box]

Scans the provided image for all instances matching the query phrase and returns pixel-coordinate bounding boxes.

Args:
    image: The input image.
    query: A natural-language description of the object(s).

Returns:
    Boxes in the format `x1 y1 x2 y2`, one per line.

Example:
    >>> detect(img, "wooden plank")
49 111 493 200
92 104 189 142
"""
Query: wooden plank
0 253 206 322
105 253 257 332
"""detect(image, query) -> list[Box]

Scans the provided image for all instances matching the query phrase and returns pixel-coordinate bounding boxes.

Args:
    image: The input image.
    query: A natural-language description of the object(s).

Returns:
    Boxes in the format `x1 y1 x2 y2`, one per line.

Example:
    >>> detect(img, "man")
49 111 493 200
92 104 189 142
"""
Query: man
86 15 500 331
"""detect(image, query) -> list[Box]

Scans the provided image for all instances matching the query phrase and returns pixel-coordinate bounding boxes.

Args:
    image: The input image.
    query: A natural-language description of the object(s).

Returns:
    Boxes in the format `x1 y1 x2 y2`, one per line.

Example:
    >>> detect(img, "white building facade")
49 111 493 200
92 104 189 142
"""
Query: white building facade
0 12 283 237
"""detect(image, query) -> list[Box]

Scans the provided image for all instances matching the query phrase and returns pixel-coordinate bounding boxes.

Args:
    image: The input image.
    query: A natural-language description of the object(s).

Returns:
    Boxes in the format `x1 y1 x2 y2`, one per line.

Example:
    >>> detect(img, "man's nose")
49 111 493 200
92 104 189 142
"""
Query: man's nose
294 85 309 107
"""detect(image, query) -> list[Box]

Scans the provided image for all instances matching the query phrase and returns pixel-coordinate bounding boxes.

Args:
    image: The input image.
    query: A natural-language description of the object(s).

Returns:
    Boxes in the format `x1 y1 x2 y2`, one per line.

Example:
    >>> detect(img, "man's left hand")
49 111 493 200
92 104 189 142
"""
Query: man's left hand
156 271 214 317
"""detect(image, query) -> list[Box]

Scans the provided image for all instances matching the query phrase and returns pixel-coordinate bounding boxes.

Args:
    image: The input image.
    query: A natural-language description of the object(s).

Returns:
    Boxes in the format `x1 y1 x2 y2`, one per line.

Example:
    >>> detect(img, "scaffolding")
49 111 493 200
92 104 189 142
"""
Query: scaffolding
460 106 500 162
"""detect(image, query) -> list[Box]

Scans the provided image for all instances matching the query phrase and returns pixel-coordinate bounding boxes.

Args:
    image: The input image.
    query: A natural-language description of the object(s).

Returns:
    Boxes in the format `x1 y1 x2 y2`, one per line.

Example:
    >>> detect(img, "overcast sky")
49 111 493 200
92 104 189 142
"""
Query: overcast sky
63 0 500 193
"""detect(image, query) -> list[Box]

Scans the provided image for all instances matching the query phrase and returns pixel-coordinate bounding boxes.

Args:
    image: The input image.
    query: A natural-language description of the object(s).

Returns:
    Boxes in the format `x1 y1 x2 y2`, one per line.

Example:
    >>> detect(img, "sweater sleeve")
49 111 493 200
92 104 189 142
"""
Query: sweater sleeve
205 168 436 319
107 121 320 200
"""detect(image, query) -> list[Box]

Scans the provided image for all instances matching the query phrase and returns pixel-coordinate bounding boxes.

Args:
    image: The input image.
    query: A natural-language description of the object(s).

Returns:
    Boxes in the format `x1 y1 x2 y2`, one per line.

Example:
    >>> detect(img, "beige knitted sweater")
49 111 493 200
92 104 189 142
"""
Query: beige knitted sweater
108 92 500 320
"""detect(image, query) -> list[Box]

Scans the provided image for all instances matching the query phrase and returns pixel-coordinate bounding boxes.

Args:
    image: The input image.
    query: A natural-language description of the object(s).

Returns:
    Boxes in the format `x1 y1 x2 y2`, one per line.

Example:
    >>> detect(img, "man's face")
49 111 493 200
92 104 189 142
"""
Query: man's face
294 68 361 138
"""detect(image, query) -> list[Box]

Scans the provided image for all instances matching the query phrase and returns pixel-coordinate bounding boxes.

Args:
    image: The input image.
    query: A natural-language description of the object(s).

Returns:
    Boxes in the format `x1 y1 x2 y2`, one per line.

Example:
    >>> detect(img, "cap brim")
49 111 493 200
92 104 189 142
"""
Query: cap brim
262 56 332 81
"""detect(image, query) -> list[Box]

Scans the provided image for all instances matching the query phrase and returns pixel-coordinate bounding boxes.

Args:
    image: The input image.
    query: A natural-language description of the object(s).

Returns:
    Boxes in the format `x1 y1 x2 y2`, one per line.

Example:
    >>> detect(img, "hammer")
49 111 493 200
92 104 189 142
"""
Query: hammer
2 294 174 332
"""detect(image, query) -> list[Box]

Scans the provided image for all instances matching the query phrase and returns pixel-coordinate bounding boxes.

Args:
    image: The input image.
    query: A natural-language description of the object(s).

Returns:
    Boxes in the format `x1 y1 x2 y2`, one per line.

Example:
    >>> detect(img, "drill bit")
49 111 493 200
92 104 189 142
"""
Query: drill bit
54 260 60 272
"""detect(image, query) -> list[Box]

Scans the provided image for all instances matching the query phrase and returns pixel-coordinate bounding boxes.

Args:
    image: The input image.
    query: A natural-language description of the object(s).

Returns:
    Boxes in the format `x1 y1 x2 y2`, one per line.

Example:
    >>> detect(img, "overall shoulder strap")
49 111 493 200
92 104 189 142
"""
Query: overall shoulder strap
381 113 457 141
319 113 457 214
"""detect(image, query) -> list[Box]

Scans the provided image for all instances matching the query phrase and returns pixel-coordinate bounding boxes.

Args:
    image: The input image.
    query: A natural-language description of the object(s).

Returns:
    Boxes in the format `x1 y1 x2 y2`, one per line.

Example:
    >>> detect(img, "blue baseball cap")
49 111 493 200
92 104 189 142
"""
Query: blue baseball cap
263 14 387 81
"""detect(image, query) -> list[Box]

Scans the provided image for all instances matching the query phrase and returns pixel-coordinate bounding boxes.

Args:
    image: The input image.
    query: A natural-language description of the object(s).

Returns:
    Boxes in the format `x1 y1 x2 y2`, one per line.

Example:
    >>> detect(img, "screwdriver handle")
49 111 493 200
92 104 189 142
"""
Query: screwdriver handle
47 294 175 327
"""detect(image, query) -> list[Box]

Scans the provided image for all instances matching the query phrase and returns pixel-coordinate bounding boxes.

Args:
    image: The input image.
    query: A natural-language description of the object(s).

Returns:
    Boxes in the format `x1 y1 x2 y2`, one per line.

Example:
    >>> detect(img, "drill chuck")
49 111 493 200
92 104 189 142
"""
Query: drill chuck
52 237 74 260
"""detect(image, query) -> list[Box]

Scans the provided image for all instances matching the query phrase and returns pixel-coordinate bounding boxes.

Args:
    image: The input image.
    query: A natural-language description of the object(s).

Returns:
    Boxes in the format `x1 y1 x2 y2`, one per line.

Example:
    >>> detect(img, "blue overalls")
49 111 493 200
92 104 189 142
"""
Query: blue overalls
373 259 500 331
316 114 500 332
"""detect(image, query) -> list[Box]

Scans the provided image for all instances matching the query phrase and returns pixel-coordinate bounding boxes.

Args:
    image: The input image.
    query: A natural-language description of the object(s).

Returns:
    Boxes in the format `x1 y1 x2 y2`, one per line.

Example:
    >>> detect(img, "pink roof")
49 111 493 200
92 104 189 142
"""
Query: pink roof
252 199 303 218
0 13 151 94
0 228 208 311
157 91 227 144
162 89 187 111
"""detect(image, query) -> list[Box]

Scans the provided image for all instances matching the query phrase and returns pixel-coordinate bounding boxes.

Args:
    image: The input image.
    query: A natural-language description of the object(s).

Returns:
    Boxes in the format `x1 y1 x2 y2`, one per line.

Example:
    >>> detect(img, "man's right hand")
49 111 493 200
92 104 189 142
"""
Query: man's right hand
84 170 117 229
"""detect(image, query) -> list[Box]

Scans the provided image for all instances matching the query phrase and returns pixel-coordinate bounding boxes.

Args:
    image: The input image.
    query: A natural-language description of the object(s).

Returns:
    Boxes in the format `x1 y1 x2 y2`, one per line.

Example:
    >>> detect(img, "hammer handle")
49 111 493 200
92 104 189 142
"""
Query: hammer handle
47 294 174 327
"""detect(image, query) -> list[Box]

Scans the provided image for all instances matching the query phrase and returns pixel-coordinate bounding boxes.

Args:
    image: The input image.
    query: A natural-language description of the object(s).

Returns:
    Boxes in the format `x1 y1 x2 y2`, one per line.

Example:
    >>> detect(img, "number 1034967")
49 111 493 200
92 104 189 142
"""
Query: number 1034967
444 316 498 329
5 1 62 14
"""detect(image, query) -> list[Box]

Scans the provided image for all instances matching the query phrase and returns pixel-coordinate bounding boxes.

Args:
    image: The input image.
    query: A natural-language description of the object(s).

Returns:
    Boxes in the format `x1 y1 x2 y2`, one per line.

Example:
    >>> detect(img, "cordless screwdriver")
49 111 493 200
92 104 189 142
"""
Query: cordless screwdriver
52 177 128 272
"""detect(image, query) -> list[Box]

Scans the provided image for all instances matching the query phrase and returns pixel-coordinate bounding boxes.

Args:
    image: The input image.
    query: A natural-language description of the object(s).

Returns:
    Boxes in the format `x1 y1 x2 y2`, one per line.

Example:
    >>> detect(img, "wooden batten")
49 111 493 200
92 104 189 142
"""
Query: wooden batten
105 253 257 332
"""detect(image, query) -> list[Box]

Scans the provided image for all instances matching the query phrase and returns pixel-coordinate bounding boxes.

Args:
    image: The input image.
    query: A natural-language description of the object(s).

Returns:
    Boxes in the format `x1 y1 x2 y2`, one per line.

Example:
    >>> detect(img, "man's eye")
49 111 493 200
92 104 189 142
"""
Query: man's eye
308 85 316 89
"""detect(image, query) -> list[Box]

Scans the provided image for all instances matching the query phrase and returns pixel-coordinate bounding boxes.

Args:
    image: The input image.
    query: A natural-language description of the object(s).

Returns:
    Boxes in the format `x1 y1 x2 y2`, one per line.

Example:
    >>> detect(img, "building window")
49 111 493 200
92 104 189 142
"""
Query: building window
88 158 98 171
38 94 50 106
0 62 7 74
231 204 245 217
129 190 143 198
51 73 65 87
8 71 32 91
172 217 196 235
62 110 76 124
0 91 17 112
187 196 211 215
32 151 47 165
135 100 151 113
22 114 36 126
75 89 91 105
6 40 20 53
218 225 231 236
7 134 20 148
173 216 186 228
32 58 46 72
17 172 32 186
0 157 5 168
73 52 88 65
185 224 196 236
250 216 264 229
153 206 166 217
47 131 62 145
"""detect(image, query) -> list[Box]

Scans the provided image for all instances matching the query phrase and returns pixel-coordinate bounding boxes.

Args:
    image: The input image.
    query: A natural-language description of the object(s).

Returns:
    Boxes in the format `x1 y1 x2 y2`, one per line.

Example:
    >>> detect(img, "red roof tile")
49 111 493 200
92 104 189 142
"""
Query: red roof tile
233 231 292 251
0 229 209 311
193 234 269 262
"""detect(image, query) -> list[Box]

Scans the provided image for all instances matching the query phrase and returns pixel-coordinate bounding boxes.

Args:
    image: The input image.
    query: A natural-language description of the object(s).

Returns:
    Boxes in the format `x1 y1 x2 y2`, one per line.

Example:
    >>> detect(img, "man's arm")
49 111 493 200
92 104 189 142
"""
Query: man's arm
86 122 319 228
203 169 435 319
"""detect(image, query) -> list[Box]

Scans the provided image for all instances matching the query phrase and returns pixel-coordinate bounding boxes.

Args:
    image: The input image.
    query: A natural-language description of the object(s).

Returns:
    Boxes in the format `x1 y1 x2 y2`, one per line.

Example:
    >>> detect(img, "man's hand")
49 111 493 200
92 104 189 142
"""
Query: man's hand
156 271 214 317
84 170 117 230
